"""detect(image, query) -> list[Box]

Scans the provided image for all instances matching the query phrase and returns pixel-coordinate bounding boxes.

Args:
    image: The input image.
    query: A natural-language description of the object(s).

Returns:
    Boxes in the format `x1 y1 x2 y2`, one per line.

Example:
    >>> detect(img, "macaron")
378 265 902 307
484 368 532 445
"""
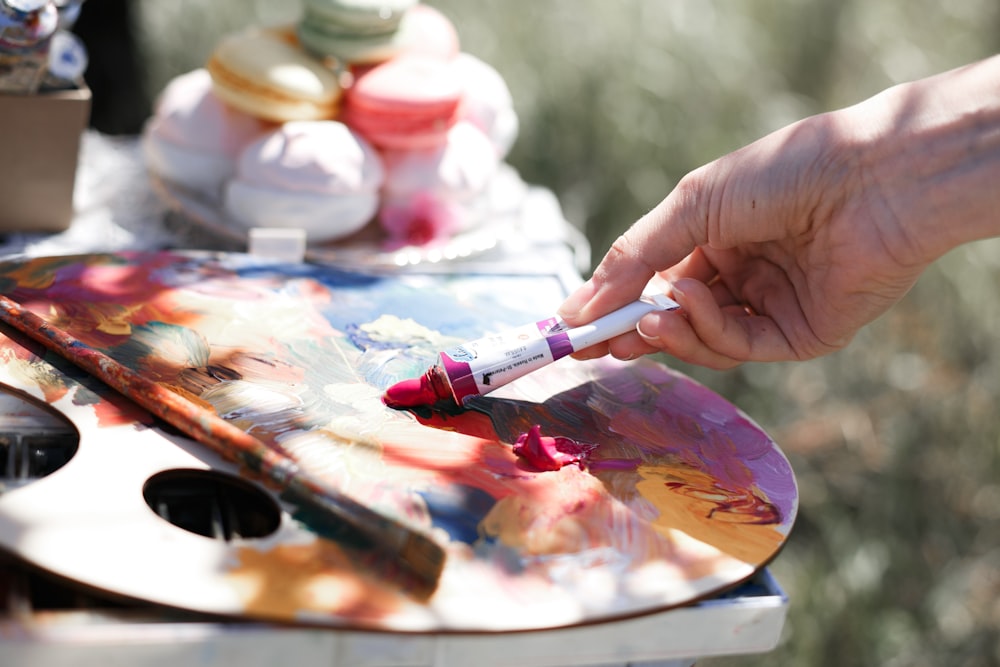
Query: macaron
206 27 343 123
298 1 458 65
378 121 500 244
223 120 385 242
342 53 462 150
453 52 519 158
142 68 274 195
301 0 416 30
390 3 460 60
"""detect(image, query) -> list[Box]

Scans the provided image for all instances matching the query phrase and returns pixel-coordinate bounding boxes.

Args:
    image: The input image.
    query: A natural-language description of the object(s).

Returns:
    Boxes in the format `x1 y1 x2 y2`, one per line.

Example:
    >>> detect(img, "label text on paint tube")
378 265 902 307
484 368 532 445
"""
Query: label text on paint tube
438 292 680 404
441 320 558 400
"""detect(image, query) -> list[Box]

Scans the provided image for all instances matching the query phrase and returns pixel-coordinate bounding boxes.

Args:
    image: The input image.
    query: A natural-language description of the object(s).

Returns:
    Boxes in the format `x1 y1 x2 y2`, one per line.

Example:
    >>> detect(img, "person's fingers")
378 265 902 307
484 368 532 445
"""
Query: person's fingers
637 277 806 364
635 308 743 369
571 269 807 366
569 341 610 361
559 180 710 326
658 246 719 285
568 330 659 361
605 332 660 361
707 274 741 309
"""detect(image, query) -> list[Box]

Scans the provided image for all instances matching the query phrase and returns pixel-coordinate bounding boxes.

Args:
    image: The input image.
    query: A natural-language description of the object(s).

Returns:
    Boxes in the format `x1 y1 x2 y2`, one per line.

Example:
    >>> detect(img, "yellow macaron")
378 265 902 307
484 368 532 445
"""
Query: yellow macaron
206 27 343 123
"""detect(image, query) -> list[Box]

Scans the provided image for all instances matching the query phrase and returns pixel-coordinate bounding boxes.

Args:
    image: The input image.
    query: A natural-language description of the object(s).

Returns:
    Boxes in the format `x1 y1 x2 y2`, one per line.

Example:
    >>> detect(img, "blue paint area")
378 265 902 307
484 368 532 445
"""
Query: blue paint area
322 286 486 340
231 259 383 288
212 255 558 345
344 322 392 352
418 485 498 545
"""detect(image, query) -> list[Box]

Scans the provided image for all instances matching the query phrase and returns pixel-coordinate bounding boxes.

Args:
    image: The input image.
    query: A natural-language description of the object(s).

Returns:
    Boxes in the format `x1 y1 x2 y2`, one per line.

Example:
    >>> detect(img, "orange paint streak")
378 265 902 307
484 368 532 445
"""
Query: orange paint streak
478 474 612 556
635 463 784 565
44 300 192 349
229 541 408 622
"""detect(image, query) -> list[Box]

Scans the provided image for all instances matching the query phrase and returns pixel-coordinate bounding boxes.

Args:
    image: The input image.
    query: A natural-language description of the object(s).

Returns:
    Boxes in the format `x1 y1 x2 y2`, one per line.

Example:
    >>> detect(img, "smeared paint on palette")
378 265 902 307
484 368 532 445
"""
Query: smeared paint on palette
0 251 797 632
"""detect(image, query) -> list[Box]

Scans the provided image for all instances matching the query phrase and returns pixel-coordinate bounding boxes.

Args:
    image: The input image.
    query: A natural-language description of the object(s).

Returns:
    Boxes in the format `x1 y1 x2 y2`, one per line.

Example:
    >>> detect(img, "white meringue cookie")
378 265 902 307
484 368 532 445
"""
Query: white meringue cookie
224 120 385 242
142 68 273 195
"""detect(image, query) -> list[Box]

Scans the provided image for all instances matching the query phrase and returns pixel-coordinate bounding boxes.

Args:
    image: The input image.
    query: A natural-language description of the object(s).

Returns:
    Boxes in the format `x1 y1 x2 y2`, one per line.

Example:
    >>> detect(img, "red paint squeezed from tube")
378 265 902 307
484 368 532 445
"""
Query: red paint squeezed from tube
382 292 681 409
382 366 454 408
382 374 599 471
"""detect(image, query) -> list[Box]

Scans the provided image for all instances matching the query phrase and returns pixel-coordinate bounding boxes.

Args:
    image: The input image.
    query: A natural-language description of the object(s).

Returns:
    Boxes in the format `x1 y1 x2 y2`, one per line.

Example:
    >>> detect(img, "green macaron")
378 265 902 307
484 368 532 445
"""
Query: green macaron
298 0 418 63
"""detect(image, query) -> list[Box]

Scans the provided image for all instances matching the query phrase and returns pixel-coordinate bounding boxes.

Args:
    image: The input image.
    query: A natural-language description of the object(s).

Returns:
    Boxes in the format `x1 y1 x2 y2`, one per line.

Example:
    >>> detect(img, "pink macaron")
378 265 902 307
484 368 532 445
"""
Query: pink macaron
342 54 462 151
142 68 275 195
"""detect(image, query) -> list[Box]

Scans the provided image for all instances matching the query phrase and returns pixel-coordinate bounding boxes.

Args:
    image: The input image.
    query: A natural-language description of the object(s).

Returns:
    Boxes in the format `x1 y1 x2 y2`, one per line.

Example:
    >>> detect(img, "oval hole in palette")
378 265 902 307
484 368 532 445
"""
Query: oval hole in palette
0 390 79 495
143 469 282 541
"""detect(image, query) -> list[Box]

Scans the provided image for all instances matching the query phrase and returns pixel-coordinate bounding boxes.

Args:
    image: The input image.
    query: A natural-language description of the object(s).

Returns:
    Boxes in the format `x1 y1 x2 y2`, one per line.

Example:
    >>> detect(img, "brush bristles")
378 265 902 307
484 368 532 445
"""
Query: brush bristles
398 532 447 596
285 479 447 598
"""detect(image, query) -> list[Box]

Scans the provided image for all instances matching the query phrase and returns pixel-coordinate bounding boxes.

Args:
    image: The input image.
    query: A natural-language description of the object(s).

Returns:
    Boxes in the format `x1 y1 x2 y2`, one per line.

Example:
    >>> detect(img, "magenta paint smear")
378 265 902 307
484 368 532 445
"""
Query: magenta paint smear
382 366 451 408
512 424 597 471
0 251 797 633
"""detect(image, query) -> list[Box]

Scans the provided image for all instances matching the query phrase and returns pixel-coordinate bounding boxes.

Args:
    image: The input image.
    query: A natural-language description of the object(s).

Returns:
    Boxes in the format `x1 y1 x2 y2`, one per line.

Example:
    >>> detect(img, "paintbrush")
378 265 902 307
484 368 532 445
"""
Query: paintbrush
0 294 445 597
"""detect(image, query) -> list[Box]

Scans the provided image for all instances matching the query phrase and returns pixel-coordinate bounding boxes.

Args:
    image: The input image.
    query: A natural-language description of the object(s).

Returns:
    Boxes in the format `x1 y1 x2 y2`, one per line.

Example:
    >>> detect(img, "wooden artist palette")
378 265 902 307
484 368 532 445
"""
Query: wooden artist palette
0 251 797 632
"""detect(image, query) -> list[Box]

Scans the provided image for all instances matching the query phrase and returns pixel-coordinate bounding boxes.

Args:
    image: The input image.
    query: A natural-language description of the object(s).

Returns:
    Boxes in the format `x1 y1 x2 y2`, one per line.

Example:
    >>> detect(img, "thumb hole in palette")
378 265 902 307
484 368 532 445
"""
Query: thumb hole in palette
142 469 282 542
0 390 79 495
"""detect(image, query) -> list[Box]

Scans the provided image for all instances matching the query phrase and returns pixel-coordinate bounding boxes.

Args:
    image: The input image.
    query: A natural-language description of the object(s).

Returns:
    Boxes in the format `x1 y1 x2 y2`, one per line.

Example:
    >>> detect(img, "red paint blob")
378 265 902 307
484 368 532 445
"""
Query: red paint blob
512 425 597 472
383 366 454 409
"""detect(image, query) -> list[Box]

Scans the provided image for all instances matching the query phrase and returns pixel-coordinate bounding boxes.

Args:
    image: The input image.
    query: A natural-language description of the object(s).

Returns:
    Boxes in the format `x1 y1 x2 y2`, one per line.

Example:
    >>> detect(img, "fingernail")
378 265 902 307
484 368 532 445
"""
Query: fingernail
557 279 597 319
571 347 604 361
668 281 685 300
636 316 657 342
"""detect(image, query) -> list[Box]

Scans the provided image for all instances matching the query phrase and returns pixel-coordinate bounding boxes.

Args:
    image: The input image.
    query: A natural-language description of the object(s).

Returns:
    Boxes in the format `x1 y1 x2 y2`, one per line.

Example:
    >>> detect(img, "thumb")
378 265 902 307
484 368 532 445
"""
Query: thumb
558 174 709 325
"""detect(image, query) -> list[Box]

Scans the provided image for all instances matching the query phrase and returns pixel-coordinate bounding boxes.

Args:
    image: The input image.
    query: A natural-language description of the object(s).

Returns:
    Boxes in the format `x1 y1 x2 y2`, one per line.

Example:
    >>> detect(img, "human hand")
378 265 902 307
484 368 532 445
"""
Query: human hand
558 56 1000 369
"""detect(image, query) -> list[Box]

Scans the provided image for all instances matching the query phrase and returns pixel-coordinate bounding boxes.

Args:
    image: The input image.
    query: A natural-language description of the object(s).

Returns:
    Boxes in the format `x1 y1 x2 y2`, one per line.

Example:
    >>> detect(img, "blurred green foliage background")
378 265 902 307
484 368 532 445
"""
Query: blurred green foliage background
128 1 1000 664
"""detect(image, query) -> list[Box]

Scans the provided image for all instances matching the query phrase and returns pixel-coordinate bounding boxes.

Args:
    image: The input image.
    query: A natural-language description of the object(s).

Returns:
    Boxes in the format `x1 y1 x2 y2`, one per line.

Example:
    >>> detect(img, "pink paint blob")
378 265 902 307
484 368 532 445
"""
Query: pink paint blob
512 424 597 472
382 366 454 409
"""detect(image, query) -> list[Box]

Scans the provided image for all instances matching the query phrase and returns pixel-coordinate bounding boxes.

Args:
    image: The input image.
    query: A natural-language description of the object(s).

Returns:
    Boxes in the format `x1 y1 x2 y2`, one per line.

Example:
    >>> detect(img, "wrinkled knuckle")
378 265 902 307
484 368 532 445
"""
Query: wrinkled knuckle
593 232 649 282
672 171 713 246
607 232 641 262
673 171 703 203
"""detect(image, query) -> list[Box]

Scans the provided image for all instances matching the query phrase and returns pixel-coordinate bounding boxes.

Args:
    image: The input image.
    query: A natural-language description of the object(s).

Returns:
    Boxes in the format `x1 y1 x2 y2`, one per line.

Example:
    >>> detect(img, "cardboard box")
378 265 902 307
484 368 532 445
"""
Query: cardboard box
0 86 91 233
